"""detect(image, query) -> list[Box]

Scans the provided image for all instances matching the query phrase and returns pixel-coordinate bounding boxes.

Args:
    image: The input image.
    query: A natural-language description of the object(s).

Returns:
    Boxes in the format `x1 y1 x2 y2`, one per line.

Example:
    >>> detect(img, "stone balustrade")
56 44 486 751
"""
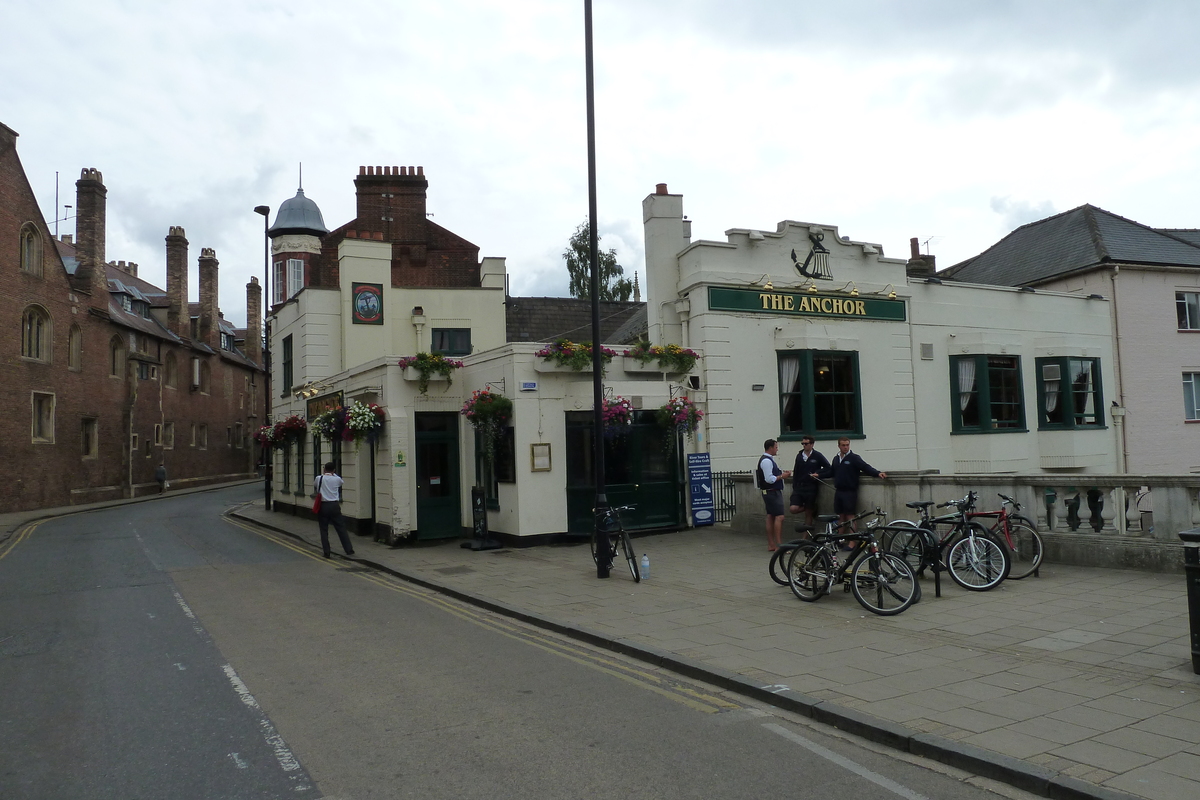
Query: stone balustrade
730 472 1200 572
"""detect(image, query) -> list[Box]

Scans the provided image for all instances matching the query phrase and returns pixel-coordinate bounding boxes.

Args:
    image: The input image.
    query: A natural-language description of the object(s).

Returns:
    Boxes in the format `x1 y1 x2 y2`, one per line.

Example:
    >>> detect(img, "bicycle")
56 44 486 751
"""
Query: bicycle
769 507 890 586
786 509 918 616
968 493 1042 580
591 505 640 582
882 491 1010 593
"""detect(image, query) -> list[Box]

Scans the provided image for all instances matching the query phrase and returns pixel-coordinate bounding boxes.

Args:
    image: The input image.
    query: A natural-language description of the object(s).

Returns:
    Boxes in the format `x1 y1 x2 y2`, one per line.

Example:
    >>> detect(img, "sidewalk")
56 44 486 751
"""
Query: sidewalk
232 503 1200 800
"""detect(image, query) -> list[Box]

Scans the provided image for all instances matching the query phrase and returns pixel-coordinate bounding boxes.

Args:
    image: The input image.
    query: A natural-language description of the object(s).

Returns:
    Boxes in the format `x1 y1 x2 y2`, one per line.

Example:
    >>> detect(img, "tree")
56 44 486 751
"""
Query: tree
564 221 633 301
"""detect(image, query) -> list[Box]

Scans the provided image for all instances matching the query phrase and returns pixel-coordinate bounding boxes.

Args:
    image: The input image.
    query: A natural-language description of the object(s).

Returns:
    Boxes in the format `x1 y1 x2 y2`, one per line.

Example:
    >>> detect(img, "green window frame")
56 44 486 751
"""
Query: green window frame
949 354 1025 433
1184 373 1200 421
1036 357 1104 429
281 335 293 397
777 350 862 439
432 328 471 357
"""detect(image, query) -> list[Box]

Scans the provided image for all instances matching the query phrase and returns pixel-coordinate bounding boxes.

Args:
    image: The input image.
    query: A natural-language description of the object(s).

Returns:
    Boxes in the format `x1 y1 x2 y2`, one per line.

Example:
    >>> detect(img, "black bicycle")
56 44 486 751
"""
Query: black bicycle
786 511 918 616
591 505 639 582
882 492 1011 592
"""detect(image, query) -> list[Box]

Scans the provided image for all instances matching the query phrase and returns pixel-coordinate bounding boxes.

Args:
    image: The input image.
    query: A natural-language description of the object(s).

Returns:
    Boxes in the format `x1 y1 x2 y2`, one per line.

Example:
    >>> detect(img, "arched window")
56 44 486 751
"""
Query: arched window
21 306 51 361
164 352 177 388
110 335 126 378
20 224 43 277
68 324 82 371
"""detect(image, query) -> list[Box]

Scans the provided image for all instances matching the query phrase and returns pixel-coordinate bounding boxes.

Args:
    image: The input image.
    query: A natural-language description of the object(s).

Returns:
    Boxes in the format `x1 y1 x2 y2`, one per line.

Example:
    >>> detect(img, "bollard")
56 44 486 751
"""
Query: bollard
1180 528 1200 675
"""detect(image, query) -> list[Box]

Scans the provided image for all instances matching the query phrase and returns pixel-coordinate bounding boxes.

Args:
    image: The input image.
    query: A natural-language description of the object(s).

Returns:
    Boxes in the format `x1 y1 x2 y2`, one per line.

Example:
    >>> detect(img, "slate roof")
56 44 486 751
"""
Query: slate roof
943 205 1200 286
505 297 645 345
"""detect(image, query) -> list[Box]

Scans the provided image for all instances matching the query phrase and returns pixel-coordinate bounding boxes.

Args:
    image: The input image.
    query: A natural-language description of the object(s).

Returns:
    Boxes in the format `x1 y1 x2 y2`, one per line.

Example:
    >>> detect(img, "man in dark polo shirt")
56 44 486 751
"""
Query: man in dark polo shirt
825 437 887 531
789 435 830 529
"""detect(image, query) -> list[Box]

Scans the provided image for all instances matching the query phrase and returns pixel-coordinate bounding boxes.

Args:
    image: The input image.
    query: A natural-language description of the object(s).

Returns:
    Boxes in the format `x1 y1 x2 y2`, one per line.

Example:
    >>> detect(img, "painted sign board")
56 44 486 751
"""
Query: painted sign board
687 452 715 527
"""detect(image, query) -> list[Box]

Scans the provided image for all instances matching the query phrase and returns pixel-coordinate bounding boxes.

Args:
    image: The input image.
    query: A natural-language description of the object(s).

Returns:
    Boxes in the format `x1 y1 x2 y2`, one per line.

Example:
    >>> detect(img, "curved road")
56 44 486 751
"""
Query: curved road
0 485 1029 799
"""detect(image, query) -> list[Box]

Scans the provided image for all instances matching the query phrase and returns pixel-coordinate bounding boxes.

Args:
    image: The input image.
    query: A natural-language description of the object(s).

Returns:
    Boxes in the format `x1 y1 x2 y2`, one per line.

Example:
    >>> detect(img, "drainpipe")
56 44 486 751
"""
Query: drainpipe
1109 266 1129 535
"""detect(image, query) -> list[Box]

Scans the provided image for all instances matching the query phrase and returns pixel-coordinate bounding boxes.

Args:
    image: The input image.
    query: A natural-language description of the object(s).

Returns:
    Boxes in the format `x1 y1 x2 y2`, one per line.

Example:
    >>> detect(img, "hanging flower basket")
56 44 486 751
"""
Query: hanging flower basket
271 414 308 445
601 395 633 439
398 352 464 394
312 402 386 445
254 425 279 449
345 401 387 444
461 389 512 464
534 338 617 371
655 396 704 441
623 342 698 374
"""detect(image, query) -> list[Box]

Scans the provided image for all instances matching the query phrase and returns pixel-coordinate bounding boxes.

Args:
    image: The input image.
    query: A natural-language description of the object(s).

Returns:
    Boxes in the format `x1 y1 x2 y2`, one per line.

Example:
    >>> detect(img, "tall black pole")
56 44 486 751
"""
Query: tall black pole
254 205 272 511
585 0 609 578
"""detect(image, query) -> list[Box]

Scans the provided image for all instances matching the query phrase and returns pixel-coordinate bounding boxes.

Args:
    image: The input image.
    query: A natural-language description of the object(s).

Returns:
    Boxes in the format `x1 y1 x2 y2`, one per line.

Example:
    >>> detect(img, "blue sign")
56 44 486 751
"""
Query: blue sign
687 452 715 527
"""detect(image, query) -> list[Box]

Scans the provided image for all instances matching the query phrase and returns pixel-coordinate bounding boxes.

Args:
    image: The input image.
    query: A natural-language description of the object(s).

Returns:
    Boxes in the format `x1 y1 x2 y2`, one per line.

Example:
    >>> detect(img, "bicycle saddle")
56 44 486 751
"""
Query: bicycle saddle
905 501 935 509
816 514 839 523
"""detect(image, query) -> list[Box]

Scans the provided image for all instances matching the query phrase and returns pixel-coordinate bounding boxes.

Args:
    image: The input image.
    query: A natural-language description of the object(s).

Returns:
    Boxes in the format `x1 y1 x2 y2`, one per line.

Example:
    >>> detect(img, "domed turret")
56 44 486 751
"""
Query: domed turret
268 188 329 237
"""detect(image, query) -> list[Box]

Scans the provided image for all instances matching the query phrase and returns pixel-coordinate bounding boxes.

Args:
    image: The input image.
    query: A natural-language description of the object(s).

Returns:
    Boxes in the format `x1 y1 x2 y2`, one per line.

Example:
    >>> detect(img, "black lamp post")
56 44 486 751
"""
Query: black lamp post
254 204 272 510
584 0 610 578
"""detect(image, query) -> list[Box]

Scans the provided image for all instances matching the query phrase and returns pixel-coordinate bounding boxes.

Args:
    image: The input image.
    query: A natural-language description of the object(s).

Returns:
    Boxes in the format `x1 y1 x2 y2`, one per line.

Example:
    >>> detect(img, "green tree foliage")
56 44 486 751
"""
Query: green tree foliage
565 221 633 301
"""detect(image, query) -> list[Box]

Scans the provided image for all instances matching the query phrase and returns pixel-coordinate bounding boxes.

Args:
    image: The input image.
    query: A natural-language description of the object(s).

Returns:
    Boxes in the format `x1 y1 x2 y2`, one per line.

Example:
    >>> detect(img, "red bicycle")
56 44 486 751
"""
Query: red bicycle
967 493 1043 580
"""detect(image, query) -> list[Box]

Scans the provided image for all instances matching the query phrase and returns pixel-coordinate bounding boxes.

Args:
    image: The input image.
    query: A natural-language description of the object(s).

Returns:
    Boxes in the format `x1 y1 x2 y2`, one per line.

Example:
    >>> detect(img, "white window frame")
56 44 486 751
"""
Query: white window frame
1185 373 1200 421
1178 292 1200 331
287 258 304 299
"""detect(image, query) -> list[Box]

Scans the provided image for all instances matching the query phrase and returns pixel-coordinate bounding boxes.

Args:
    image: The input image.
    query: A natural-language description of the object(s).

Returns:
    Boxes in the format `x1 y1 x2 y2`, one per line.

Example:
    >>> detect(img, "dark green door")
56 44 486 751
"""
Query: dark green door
415 412 461 539
565 410 685 534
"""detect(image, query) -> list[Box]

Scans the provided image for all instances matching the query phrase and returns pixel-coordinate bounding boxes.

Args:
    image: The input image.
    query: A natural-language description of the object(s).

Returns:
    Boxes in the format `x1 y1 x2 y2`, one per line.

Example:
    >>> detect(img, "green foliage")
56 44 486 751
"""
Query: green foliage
564 221 633 301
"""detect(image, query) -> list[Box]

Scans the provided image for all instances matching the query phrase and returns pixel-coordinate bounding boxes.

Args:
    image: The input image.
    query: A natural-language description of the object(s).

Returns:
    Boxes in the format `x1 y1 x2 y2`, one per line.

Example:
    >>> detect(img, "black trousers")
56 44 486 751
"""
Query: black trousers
317 501 354 555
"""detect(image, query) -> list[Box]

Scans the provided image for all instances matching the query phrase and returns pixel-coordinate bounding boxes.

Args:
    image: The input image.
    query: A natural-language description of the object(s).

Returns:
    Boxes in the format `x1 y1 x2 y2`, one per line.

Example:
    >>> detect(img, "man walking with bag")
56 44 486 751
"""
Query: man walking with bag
314 462 355 558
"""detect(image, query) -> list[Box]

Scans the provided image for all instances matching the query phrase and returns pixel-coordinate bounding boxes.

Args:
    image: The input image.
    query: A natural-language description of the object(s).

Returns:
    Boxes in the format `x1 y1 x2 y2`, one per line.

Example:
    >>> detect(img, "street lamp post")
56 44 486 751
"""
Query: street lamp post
584 0 610 578
254 205 272 511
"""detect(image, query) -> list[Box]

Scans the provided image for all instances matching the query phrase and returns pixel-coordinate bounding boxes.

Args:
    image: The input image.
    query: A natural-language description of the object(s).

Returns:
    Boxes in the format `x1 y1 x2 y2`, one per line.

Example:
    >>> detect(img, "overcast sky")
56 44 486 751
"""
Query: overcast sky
5 1 1200 327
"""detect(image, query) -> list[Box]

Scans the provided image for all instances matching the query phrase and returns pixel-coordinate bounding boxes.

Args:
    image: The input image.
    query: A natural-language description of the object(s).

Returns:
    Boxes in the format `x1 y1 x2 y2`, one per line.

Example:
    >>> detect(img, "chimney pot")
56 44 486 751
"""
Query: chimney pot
656 183 668 195
910 237 920 260
417 166 424 176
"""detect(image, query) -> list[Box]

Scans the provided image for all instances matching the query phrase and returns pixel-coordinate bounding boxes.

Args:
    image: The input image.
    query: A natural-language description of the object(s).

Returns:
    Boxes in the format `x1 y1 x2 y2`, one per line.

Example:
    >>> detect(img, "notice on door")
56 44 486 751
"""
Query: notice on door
687 452 714 527
430 476 441 485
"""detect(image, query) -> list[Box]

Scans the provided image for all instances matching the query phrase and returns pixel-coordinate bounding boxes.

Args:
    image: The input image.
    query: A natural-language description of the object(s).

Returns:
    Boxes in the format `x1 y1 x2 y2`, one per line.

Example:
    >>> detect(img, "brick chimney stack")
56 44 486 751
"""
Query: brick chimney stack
354 165 428 257
165 227 189 338
245 276 262 366
906 236 937 278
198 247 219 349
75 168 107 298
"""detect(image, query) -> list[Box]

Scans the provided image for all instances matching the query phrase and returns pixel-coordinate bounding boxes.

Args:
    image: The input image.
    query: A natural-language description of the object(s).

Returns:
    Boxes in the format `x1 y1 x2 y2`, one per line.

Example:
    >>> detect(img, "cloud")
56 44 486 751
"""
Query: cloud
990 196 1058 230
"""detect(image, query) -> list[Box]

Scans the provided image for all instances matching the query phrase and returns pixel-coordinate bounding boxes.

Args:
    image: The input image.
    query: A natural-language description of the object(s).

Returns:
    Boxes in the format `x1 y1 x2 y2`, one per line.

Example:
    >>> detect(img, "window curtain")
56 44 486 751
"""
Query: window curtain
779 356 801 418
1071 361 1093 417
1043 378 1060 414
957 358 977 413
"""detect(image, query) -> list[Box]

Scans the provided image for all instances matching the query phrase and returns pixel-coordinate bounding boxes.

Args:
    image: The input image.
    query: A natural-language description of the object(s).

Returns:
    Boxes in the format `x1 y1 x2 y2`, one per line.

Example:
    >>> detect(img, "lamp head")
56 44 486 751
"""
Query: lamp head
254 205 270 217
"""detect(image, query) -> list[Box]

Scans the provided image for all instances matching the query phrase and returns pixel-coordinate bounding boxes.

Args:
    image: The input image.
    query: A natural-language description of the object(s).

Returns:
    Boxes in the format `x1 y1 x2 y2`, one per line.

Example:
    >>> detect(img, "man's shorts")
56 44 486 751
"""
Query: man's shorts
763 489 785 517
790 487 817 511
833 489 858 515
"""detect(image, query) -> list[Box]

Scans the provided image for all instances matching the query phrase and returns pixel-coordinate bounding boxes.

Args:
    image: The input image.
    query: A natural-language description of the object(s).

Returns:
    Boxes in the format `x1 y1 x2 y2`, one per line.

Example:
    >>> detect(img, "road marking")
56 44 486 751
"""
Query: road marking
221 664 311 792
229 752 248 769
0 521 40 561
763 723 931 800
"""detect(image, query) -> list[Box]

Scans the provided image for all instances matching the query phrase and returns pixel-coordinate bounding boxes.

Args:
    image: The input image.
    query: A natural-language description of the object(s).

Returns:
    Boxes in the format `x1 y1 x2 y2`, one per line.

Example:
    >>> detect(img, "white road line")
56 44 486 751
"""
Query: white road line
221 664 311 791
762 723 931 800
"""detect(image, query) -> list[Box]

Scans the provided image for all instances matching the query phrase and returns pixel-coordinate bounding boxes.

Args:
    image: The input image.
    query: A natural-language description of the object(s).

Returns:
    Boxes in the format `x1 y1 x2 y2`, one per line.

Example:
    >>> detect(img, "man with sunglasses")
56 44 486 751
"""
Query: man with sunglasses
789 436 829 529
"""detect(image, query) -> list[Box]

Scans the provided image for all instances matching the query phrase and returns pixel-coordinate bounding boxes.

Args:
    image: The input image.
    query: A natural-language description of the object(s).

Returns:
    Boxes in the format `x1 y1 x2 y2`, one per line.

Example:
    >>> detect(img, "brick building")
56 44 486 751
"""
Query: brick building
1 121 264 513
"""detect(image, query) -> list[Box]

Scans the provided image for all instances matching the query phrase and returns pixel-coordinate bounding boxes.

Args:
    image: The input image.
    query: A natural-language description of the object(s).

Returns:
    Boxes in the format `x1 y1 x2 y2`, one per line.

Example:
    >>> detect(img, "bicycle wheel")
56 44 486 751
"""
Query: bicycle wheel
768 547 791 586
946 527 1009 591
882 524 928 575
590 530 614 570
787 542 832 602
1004 519 1043 580
620 530 640 582
851 552 917 615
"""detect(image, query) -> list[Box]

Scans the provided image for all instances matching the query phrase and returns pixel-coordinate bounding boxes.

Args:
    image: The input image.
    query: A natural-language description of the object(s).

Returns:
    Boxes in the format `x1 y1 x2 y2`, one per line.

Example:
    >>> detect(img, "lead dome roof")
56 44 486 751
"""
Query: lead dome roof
268 188 329 237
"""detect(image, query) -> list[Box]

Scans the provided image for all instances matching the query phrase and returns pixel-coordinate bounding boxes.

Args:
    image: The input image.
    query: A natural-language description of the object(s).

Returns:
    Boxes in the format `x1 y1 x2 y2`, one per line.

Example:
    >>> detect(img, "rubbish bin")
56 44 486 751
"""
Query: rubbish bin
1181 528 1200 675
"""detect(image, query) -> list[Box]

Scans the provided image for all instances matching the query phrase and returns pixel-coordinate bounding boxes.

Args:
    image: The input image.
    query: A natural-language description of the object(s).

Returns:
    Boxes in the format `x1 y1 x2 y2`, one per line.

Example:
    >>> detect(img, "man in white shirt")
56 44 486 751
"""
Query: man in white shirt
756 439 792 551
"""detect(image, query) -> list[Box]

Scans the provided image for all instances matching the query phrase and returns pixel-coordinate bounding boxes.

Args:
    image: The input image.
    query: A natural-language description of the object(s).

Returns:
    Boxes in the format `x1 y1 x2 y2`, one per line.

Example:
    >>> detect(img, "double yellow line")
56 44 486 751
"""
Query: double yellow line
224 513 739 715
0 521 41 563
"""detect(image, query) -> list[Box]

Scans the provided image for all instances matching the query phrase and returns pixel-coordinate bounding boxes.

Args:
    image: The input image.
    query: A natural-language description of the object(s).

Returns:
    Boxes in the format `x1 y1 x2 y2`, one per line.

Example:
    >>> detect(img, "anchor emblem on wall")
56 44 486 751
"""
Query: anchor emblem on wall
791 231 833 281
